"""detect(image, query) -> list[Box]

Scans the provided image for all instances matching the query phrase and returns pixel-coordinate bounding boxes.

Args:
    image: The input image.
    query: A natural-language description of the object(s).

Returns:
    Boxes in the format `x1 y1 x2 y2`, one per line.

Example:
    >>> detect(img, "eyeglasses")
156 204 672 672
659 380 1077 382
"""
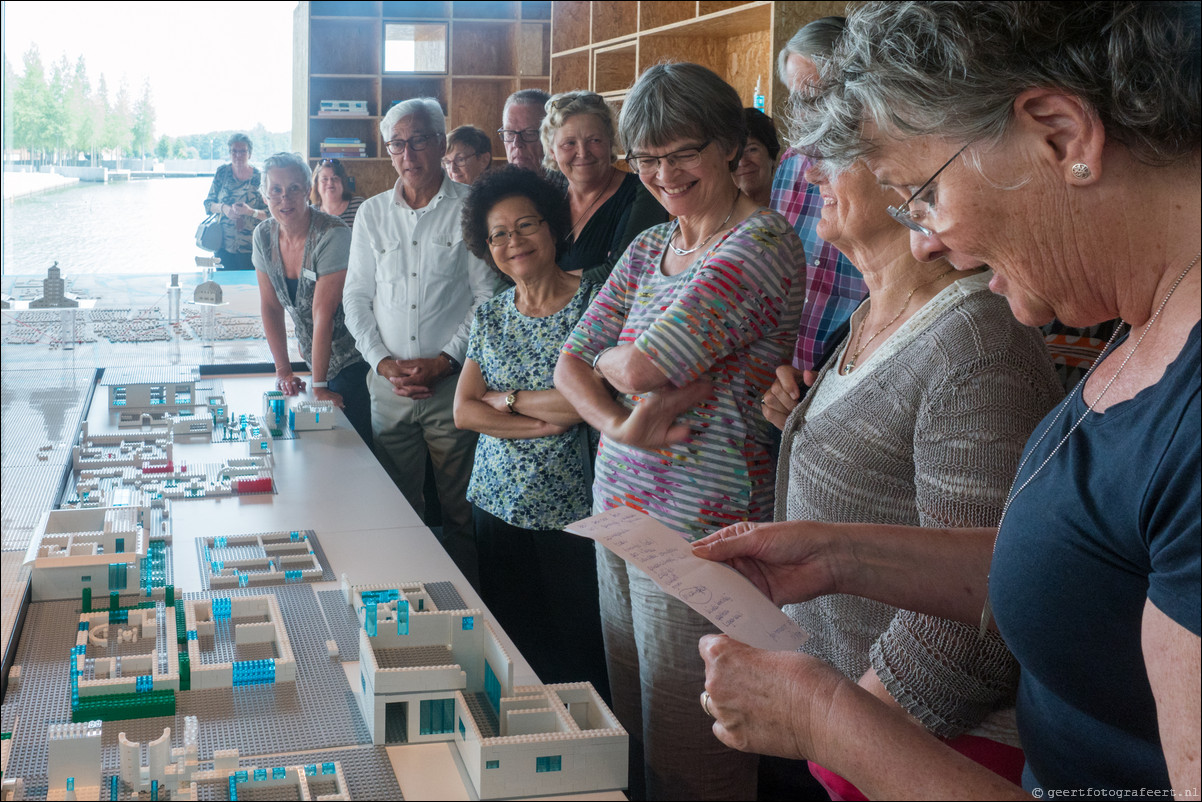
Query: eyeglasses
886 144 968 236
497 128 540 143
385 134 436 154
486 216 545 246
230 148 250 156
441 152 480 169
319 158 341 167
625 140 712 175
267 184 307 200
550 92 603 110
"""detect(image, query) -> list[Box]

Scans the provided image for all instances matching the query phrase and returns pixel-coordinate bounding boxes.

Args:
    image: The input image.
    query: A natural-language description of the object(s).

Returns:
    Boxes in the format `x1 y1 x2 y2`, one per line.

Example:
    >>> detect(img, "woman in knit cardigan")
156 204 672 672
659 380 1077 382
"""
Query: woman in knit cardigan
756 158 1063 800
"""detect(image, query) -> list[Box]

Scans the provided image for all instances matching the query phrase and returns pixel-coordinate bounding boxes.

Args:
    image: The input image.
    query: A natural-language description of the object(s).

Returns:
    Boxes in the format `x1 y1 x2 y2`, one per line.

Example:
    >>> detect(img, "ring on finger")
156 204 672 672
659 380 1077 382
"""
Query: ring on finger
701 690 714 718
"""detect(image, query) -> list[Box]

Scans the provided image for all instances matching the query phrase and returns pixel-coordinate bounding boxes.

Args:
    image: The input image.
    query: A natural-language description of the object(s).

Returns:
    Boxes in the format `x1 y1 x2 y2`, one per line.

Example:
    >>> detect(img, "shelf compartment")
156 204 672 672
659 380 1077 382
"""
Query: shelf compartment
311 0 380 16
452 0 519 18
309 77 380 118
309 19 381 75
698 1 751 15
450 79 515 160
522 1 552 21
552 1 591 52
452 21 517 75
518 23 551 76
551 50 590 95
381 76 449 116
592 3 637 43
638 1 696 32
309 118 381 160
382 1 451 17
593 42 637 95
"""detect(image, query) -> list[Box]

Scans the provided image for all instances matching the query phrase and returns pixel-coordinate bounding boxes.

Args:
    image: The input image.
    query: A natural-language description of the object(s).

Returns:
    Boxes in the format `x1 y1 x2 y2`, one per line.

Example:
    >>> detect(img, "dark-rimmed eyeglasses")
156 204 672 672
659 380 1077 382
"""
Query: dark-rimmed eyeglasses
886 144 969 237
625 140 712 175
497 128 540 143
318 158 341 168
442 152 480 169
385 134 436 154
487 216 545 246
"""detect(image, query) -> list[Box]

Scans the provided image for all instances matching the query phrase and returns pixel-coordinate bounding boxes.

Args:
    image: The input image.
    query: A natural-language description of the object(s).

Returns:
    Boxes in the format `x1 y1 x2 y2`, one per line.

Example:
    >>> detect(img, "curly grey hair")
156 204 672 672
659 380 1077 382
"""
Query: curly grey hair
539 91 619 173
260 152 312 195
791 1 1201 169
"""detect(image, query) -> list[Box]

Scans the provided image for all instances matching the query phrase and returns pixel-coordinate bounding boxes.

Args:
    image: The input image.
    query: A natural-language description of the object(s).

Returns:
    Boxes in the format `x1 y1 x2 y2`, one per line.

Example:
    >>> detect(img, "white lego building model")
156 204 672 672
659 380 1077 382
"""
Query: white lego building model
343 578 627 799
182 595 297 690
46 721 101 801
103 367 199 413
24 506 166 602
290 400 337 431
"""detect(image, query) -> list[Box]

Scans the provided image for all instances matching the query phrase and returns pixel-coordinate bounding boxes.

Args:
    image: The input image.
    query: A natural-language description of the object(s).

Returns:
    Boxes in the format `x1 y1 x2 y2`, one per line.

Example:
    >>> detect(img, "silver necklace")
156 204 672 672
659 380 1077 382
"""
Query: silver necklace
979 250 1200 636
670 193 739 256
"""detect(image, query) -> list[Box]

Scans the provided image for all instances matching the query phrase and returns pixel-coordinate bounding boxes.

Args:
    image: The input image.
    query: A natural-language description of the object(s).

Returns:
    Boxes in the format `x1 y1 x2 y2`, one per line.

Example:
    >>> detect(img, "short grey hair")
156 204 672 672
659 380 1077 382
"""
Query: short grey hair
619 62 746 171
776 16 846 85
379 97 446 140
260 152 312 194
791 1 1202 169
540 91 618 173
503 88 550 116
228 132 253 154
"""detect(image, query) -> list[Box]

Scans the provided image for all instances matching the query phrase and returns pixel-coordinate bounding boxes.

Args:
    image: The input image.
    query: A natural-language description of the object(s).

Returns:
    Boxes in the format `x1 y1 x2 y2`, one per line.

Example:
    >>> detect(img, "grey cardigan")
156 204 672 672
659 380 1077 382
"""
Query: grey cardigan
778 279 1062 738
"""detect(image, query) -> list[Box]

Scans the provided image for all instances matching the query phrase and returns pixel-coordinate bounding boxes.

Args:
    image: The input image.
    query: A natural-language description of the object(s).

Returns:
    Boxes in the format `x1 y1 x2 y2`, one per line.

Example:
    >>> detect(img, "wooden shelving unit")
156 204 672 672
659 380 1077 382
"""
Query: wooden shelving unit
549 1 845 130
293 0 553 199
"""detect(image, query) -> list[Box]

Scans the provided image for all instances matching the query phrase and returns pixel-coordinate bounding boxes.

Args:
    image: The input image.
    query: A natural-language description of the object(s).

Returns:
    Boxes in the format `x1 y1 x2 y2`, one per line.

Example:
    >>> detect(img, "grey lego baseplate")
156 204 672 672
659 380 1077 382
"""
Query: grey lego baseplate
194 529 334 591
317 590 361 662
2 583 372 791
423 580 467 612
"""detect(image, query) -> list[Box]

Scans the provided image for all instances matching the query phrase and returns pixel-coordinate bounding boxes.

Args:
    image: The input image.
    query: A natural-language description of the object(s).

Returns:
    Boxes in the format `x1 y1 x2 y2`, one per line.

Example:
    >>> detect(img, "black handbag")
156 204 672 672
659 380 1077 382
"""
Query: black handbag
195 213 223 252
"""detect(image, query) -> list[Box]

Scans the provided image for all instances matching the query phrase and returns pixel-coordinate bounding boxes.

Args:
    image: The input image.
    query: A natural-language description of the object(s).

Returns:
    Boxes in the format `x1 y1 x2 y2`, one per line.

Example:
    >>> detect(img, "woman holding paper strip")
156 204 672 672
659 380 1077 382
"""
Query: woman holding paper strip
553 63 805 801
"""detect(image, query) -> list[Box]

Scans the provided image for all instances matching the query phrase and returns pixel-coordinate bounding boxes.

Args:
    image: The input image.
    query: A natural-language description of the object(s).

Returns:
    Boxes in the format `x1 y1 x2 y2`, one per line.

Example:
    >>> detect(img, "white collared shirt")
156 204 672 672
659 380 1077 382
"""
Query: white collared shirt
344 174 500 371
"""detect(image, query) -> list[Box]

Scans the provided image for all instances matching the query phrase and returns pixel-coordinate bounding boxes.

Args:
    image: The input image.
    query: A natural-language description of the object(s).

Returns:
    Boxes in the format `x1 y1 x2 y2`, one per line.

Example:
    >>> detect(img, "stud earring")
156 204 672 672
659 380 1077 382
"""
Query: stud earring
1071 163 1092 180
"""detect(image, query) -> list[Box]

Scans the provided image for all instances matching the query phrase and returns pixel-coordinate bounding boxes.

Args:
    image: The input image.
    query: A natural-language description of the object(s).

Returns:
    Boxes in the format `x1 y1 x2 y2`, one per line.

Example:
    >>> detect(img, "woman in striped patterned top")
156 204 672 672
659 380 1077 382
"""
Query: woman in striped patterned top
555 62 805 801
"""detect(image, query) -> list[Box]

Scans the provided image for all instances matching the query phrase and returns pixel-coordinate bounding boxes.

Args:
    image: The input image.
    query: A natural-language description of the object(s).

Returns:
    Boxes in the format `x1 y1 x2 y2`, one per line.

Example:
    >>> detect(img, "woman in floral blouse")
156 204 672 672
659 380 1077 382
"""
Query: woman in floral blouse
453 166 607 697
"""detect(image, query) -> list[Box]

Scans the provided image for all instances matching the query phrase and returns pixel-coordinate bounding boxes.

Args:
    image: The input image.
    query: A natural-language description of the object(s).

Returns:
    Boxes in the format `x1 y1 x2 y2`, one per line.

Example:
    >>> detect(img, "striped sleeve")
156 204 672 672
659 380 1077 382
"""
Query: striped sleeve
636 214 803 387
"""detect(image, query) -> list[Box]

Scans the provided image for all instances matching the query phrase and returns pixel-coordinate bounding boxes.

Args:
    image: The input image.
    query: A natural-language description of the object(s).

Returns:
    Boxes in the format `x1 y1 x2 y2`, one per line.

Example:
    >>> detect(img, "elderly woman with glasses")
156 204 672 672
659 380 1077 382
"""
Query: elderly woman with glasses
310 158 365 229
453 165 608 699
442 125 492 185
204 132 268 270
252 152 372 445
554 63 806 801
694 1 1200 798
540 91 667 284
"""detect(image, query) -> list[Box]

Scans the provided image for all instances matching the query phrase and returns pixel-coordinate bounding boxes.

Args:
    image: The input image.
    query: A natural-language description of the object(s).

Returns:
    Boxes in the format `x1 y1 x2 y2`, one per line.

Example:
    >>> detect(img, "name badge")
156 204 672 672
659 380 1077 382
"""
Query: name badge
302 269 318 282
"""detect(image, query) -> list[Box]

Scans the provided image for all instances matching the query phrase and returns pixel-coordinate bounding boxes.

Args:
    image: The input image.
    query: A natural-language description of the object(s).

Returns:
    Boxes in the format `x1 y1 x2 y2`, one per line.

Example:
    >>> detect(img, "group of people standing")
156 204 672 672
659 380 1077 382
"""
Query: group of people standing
202 3 1199 799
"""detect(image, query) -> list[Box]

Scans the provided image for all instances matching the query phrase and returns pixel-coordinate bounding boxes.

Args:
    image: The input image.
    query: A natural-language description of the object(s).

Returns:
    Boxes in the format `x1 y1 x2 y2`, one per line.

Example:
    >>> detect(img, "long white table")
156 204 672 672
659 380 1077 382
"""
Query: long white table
8 372 622 801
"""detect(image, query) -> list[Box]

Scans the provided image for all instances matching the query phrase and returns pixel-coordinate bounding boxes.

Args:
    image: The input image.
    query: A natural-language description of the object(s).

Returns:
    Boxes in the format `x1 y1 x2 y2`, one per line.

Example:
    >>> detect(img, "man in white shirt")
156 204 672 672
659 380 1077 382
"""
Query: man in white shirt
344 97 500 584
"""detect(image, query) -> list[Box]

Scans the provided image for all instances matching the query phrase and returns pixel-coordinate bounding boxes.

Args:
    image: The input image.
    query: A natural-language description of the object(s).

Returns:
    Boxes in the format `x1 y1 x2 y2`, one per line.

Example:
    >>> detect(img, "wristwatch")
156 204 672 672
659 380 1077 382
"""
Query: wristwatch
506 391 519 415
440 351 462 374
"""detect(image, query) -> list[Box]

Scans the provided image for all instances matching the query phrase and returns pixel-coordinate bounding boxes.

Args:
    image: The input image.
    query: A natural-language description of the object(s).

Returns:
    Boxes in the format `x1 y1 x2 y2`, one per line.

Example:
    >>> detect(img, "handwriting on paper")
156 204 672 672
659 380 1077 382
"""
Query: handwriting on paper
567 507 808 651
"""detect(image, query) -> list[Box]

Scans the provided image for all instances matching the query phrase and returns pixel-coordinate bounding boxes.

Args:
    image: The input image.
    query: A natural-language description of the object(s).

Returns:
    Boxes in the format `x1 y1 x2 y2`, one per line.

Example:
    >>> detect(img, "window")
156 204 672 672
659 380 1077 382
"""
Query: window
461 615 474 631
536 755 562 773
486 760 500 770
419 698 455 736
484 661 500 713
458 717 465 738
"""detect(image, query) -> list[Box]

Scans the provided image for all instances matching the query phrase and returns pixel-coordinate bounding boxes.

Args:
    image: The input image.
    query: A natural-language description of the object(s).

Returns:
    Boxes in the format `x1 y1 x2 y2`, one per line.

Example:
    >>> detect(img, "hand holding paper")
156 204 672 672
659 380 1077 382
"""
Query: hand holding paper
567 507 808 651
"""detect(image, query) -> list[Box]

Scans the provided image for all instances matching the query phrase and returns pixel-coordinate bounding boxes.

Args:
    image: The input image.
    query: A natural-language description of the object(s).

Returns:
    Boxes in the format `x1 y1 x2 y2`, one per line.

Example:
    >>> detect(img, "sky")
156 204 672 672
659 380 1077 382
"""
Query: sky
3 0 296 136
